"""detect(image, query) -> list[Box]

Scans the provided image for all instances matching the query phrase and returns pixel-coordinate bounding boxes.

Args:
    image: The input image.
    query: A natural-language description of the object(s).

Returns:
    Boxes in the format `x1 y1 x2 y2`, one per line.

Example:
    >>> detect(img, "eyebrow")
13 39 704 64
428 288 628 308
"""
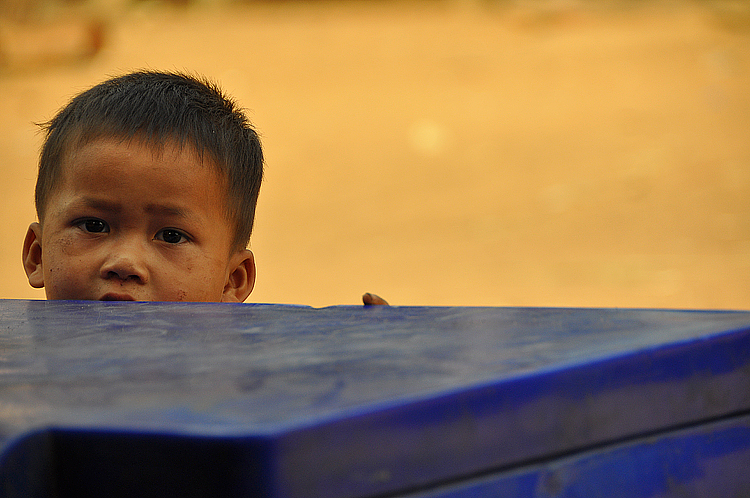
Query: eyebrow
80 198 121 212
79 198 190 219
144 203 190 219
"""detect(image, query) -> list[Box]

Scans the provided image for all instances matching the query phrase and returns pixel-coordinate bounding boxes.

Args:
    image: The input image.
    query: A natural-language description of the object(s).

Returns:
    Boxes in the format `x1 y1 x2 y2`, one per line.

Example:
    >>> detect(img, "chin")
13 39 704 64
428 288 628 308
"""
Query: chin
99 293 137 301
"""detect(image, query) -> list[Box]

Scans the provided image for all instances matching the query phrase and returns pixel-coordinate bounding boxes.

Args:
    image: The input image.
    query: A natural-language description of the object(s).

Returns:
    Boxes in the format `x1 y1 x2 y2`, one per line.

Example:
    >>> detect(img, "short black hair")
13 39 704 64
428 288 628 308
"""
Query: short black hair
36 70 264 251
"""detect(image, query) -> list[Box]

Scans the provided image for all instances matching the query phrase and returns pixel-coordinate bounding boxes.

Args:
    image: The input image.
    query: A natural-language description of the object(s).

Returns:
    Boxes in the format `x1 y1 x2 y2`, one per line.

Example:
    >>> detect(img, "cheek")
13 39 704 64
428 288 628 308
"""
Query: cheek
48 236 83 270
160 263 219 302
58 235 76 254
45 257 82 288
43 238 91 292
43 263 83 300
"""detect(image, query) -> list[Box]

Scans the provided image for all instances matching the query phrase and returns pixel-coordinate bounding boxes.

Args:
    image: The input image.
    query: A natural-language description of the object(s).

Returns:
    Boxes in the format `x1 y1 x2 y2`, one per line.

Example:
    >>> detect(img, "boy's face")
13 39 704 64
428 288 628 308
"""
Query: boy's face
22 137 255 302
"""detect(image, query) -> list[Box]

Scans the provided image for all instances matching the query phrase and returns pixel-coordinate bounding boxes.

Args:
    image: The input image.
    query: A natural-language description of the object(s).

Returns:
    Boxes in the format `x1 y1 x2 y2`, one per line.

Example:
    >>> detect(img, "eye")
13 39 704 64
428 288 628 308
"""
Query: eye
155 228 189 244
76 219 109 234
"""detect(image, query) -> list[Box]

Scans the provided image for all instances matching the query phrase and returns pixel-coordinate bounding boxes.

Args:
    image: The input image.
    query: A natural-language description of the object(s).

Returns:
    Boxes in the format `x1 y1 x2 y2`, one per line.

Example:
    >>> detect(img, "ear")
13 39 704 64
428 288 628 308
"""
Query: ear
22 223 45 289
221 249 256 303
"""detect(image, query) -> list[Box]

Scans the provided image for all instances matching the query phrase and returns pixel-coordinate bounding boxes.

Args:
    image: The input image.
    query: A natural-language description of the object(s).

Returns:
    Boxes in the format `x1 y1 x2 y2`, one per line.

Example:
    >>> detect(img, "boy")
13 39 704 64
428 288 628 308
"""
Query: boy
21 70 386 304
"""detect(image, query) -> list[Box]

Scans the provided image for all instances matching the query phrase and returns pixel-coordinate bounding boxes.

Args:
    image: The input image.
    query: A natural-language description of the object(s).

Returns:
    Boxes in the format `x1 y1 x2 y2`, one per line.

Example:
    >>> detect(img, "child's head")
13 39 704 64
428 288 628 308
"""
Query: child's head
22 71 264 302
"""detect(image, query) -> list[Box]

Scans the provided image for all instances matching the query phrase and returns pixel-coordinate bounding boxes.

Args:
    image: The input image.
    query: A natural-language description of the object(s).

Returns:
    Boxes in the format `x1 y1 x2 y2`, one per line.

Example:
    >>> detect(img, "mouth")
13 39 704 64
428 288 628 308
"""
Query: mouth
99 293 136 301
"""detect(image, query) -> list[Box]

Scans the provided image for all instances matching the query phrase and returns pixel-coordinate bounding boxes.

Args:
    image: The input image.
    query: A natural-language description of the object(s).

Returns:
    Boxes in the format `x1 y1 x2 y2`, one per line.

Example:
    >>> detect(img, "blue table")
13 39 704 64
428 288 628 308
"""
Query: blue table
1 299 749 497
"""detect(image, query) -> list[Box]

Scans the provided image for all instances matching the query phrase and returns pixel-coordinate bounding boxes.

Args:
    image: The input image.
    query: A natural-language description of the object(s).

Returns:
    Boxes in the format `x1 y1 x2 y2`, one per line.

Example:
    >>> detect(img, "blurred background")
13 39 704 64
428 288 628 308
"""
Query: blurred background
1 0 748 308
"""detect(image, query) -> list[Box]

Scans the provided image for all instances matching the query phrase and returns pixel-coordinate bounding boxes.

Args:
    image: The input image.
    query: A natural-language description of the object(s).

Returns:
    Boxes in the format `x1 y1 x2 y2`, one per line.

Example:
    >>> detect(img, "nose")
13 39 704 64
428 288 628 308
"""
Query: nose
99 240 149 284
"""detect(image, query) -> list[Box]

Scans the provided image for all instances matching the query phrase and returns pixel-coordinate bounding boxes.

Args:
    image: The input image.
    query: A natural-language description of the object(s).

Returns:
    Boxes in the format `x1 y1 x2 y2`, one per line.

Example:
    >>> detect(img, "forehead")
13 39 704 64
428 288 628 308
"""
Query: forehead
53 137 231 213
65 134 220 172
61 135 224 184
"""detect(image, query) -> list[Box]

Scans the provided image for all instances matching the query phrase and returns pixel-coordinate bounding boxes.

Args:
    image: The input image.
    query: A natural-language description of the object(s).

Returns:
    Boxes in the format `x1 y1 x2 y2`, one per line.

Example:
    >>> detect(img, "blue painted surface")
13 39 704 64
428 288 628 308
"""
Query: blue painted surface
405 414 750 498
0 299 749 497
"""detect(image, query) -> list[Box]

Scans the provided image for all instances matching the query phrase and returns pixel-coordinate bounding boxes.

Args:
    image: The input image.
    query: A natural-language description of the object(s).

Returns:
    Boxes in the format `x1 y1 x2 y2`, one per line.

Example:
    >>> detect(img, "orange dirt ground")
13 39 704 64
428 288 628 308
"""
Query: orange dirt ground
1 0 748 308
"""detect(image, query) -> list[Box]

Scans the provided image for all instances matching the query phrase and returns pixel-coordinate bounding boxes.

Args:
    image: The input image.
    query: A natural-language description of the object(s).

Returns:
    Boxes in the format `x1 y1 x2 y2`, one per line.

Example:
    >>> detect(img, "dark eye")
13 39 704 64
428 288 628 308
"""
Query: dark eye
78 219 109 233
156 229 188 244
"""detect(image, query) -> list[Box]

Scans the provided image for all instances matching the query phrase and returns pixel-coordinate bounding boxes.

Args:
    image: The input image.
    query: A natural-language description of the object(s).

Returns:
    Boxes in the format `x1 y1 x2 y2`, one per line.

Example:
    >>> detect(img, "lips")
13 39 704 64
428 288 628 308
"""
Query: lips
99 293 136 301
